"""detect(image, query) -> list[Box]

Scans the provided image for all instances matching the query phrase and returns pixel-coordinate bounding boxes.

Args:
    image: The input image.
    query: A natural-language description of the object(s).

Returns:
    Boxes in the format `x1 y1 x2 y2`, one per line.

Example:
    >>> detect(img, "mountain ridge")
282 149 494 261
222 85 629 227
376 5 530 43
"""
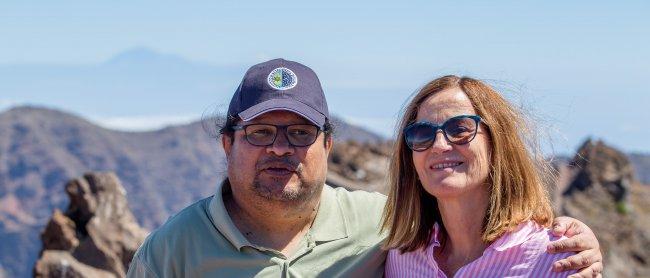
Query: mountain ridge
0 105 385 277
1 106 649 277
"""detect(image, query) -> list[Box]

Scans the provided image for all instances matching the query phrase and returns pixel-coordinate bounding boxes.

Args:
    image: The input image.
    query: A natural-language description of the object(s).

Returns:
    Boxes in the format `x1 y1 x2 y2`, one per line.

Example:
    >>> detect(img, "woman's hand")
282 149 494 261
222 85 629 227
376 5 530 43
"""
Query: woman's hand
547 216 603 278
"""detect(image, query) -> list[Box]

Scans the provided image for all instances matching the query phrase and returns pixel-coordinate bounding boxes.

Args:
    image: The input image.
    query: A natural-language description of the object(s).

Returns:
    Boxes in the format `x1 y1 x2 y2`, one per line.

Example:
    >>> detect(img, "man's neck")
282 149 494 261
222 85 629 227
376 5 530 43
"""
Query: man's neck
223 185 322 257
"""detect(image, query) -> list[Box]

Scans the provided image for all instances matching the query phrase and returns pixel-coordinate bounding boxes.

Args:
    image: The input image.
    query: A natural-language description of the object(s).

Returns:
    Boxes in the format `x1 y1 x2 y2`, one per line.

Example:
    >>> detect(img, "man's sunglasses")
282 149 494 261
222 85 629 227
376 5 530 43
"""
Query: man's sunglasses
231 124 321 147
404 115 482 152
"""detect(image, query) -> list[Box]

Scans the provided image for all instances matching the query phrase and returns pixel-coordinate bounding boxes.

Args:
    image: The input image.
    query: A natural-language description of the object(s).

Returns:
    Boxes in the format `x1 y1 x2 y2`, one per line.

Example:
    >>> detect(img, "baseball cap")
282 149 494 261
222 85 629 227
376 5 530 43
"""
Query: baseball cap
227 58 329 129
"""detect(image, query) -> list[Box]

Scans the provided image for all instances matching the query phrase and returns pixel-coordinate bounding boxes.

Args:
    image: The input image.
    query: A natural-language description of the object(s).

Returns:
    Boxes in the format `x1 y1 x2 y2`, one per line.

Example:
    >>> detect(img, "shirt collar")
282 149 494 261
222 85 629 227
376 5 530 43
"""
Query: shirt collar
310 184 349 243
208 179 251 250
426 221 539 254
425 223 442 259
208 181 349 250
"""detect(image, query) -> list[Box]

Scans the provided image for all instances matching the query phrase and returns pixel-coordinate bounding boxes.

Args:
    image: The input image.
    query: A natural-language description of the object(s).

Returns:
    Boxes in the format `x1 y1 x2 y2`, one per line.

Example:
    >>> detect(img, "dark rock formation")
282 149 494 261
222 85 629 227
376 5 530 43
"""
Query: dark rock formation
327 141 391 194
34 251 115 278
41 210 78 251
560 139 650 277
329 117 386 144
564 139 635 208
34 172 148 278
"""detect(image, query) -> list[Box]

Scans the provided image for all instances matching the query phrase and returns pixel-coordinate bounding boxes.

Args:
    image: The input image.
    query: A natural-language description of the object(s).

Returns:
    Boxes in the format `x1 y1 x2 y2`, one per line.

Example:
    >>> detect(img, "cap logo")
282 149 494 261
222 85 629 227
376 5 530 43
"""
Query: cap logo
267 67 298 90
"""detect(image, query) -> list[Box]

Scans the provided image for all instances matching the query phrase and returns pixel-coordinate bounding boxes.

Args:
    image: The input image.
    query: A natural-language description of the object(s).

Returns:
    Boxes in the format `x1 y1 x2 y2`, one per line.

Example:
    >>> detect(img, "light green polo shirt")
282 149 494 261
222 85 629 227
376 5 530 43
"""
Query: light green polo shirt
127 181 388 277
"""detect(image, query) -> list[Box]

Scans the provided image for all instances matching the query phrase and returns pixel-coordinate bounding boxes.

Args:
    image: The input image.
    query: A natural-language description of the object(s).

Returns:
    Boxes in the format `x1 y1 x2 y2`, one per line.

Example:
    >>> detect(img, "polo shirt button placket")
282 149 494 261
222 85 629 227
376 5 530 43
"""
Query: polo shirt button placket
283 261 290 277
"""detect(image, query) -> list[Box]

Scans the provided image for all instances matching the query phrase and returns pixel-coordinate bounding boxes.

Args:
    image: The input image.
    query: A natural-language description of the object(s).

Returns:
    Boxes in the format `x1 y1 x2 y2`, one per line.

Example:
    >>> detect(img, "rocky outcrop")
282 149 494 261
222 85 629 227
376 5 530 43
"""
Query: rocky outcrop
560 139 650 277
564 139 635 209
33 172 148 278
327 141 391 194
34 251 115 278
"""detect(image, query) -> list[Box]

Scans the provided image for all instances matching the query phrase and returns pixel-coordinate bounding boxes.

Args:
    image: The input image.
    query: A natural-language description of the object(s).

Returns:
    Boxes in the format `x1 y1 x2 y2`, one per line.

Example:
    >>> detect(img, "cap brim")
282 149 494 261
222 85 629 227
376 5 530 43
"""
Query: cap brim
238 99 326 128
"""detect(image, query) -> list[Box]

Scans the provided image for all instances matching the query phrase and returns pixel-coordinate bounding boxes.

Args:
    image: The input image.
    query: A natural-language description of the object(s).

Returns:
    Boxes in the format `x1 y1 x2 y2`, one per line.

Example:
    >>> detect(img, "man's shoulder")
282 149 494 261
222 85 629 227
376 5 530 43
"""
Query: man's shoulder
327 185 387 212
134 196 214 261
129 196 227 277
324 185 387 240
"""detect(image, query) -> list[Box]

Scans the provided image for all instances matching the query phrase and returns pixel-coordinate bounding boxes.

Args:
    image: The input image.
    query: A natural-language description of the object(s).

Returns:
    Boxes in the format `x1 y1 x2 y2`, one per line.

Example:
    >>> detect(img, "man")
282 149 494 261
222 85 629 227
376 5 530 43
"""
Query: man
128 59 602 277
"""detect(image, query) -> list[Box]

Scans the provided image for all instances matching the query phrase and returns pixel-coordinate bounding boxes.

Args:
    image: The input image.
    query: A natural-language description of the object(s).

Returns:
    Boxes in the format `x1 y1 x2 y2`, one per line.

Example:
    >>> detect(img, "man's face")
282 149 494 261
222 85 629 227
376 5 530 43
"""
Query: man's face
222 110 332 203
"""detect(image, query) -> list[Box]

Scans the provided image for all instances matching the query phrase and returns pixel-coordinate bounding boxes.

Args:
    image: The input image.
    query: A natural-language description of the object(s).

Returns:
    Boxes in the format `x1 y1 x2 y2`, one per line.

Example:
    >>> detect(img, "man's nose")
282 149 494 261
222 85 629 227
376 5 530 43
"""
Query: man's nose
266 129 295 156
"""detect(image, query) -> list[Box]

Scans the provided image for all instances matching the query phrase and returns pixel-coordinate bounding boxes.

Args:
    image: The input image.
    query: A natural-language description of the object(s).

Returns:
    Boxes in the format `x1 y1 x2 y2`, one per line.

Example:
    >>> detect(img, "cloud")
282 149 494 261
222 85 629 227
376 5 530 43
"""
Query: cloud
90 114 200 131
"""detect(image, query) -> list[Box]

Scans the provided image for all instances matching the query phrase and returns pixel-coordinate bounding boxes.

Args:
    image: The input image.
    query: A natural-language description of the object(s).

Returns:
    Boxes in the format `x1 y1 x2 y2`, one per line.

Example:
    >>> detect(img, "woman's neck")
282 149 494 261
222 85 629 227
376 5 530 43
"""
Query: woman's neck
435 187 490 276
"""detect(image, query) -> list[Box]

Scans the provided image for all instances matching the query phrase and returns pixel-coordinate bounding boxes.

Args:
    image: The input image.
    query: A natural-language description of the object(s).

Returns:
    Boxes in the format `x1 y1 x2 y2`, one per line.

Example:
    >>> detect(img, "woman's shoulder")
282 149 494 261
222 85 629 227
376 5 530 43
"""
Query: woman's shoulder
491 221 558 251
385 221 577 277
484 220 576 277
496 221 575 252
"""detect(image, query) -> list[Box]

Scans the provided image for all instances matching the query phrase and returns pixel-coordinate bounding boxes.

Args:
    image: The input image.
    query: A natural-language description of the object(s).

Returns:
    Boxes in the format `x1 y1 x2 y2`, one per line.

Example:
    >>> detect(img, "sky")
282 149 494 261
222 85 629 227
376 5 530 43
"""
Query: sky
1 1 649 154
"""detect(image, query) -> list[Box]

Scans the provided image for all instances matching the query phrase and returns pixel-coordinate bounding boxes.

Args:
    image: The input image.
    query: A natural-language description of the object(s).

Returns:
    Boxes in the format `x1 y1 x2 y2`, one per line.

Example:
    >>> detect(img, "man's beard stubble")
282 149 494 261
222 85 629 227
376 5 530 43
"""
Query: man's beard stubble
252 156 324 202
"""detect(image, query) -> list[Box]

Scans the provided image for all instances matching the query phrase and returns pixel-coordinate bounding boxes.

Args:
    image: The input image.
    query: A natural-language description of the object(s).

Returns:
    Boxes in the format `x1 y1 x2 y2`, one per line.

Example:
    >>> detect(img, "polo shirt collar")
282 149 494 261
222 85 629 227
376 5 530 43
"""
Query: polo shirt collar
208 180 251 250
310 184 349 243
208 181 349 250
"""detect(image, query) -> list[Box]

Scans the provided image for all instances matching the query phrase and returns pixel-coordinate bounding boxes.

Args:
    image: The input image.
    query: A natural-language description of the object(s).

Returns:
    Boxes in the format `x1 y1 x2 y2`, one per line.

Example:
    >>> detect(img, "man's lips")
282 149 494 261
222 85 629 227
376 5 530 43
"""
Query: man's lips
262 167 295 175
258 162 298 176
261 163 296 171
256 156 300 176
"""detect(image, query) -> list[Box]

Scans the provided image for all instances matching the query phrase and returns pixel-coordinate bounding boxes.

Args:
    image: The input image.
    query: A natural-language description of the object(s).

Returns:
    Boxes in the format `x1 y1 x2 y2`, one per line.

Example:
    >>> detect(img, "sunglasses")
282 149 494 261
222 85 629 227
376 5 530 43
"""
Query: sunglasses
231 123 321 147
404 115 482 152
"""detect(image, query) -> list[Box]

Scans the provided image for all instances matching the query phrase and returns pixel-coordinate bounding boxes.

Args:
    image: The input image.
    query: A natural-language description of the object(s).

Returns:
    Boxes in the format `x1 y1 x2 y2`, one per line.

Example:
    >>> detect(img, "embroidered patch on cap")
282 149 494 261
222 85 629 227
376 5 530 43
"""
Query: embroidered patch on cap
267 67 298 90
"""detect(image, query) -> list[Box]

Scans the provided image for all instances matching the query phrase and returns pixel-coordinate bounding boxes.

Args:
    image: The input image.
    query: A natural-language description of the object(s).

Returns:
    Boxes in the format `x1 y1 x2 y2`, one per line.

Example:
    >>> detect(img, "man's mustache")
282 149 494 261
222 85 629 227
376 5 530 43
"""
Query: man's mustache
256 156 302 173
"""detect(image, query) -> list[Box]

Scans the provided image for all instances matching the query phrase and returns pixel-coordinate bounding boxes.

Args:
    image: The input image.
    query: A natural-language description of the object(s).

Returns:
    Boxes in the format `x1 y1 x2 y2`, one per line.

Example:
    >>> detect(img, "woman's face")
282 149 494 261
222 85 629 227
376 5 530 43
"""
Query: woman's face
411 88 492 199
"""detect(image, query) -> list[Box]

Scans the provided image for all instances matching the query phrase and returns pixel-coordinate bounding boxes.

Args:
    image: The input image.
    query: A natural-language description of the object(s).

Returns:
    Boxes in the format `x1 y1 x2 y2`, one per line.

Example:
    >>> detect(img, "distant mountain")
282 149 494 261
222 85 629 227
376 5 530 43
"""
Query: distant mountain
0 106 386 277
0 47 242 117
105 47 194 67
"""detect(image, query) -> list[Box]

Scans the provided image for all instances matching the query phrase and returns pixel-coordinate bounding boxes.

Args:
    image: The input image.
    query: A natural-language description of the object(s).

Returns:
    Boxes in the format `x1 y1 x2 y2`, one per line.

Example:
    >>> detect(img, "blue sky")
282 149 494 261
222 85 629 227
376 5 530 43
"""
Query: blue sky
1 1 649 154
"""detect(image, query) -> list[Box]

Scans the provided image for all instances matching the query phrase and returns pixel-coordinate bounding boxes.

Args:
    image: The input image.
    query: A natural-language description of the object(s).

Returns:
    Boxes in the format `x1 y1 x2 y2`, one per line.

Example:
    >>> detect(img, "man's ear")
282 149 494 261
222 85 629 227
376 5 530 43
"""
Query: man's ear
222 134 233 157
325 135 333 155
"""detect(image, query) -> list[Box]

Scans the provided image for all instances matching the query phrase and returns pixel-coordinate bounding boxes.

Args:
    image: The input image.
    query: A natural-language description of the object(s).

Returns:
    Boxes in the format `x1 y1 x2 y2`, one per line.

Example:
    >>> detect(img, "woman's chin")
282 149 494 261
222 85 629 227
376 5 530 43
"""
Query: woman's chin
421 178 480 199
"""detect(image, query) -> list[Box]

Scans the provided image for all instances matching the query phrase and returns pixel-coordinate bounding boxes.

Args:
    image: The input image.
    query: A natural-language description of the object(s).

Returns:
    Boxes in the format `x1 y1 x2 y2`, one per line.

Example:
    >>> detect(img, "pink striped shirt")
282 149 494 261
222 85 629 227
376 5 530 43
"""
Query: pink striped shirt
385 221 576 277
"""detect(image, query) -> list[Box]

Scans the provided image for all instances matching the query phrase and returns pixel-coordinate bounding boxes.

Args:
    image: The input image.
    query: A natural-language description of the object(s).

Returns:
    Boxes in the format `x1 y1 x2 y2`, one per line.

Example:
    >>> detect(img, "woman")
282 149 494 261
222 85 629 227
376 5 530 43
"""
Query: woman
382 75 576 277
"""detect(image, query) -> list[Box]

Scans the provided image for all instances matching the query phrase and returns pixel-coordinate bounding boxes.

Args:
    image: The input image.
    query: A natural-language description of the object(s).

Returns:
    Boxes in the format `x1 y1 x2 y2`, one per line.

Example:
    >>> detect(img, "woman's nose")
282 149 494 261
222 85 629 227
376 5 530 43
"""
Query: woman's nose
429 130 452 154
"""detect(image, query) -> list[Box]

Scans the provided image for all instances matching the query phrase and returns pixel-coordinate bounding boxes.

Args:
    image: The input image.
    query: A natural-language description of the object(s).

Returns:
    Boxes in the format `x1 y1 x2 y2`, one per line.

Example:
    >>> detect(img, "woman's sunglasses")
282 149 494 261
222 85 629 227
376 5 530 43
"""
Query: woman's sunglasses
404 115 482 152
